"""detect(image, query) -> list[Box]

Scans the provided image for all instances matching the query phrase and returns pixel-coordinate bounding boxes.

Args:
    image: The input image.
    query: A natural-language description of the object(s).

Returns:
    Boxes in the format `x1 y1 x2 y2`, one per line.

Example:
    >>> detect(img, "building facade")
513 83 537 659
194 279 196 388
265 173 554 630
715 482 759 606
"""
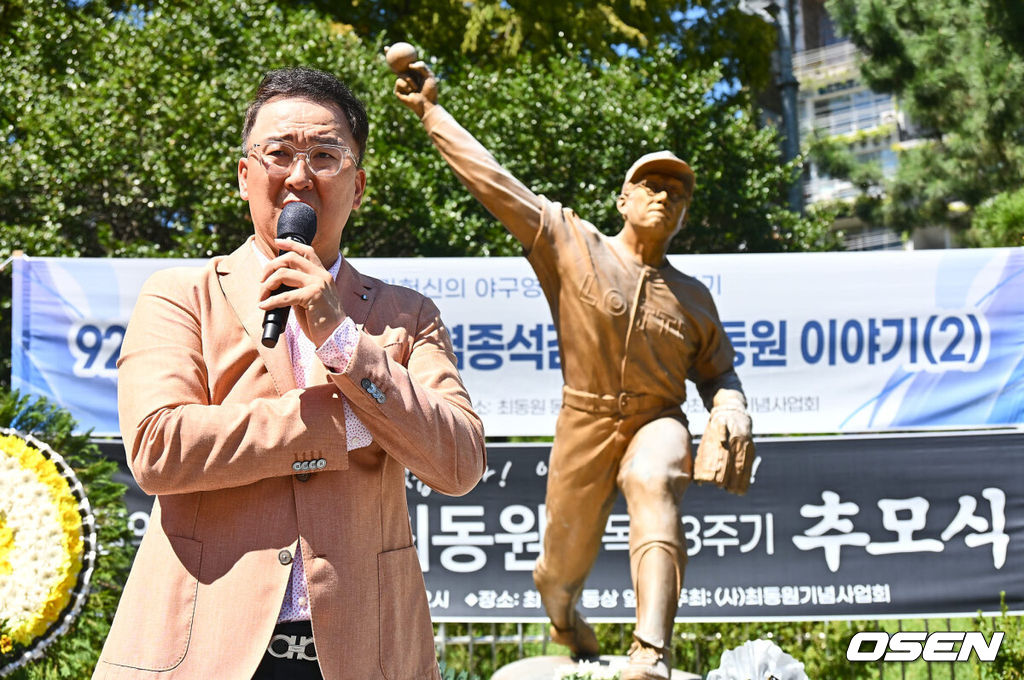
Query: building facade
791 0 915 250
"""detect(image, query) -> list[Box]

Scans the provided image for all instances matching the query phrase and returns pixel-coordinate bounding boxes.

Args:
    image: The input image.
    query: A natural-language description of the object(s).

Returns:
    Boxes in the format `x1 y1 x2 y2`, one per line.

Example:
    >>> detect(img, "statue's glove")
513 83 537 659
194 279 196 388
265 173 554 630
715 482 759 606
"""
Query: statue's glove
694 398 755 495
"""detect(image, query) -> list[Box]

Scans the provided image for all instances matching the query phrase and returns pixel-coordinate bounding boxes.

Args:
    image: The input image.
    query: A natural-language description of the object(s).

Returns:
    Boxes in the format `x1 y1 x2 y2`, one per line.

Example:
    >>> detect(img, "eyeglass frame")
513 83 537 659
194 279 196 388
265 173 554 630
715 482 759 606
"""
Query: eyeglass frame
628 177 690 204
248 139 357 177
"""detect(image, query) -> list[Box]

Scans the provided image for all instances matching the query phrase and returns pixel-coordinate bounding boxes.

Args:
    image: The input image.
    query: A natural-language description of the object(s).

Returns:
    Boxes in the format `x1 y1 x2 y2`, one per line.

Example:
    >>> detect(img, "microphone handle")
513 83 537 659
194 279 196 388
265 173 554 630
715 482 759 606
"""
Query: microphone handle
260 284 294 348
260 236 306 348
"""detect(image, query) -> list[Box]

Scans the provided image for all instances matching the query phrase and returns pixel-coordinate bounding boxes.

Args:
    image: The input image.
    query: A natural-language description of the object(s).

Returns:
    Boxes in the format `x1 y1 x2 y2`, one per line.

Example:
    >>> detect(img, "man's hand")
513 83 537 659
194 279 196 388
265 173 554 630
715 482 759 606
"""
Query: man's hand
258 238 346 348
694 395 755 495
393 61 438 118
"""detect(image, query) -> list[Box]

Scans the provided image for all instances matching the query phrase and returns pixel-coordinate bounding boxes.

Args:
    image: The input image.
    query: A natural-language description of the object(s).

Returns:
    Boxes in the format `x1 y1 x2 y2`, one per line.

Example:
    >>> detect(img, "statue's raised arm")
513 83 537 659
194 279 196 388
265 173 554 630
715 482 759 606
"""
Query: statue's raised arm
391 47 545 249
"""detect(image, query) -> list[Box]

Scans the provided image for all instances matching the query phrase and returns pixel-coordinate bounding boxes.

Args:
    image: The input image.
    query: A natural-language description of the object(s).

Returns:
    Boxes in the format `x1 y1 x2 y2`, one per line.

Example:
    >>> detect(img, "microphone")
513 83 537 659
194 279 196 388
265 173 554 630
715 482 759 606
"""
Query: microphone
261 202 318 348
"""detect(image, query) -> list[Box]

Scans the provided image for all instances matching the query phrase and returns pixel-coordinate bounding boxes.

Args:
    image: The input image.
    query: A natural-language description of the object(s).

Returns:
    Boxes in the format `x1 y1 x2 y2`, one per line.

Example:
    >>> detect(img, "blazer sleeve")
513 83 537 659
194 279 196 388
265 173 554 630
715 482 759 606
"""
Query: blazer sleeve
328 294 486 496
117 267 349 496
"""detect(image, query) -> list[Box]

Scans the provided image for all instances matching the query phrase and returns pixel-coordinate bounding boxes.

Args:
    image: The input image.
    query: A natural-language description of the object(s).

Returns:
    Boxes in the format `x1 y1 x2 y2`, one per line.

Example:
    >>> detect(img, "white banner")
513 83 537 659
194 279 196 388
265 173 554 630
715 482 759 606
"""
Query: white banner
12 248 1024 436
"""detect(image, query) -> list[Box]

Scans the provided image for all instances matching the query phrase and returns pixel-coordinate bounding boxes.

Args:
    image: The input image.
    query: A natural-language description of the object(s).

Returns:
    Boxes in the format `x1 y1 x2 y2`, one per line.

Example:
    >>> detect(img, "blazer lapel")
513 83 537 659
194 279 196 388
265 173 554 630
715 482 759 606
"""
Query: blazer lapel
336 256 376 328
216 240 297 396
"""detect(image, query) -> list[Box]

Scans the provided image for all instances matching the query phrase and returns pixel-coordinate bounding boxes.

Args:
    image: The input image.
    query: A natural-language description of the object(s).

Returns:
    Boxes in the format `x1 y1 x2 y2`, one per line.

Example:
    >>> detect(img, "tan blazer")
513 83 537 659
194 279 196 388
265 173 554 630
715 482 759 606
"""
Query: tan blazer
94 240 485 680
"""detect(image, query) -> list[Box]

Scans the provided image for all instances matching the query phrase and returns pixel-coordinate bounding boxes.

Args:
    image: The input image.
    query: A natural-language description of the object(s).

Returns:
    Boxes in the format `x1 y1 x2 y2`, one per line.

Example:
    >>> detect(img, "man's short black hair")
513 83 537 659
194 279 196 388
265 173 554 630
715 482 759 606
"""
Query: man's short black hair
242 67 369 165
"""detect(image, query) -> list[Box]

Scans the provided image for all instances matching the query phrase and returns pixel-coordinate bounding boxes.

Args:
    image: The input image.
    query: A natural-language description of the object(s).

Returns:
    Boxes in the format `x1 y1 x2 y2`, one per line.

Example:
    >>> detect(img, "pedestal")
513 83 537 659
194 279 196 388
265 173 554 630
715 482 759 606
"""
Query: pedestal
490 655 701 680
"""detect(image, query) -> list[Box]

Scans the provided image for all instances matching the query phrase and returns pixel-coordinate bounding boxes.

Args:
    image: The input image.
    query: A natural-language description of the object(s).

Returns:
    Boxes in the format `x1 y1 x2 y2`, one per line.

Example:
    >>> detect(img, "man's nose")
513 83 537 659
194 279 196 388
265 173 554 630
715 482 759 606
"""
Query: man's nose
285 154 315 191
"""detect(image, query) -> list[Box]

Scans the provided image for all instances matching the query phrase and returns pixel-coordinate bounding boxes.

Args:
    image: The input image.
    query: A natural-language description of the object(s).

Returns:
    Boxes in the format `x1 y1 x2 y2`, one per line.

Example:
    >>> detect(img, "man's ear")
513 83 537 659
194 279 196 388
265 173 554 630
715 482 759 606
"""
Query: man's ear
351 168 367 210
237 157 249 200
616 191 628 217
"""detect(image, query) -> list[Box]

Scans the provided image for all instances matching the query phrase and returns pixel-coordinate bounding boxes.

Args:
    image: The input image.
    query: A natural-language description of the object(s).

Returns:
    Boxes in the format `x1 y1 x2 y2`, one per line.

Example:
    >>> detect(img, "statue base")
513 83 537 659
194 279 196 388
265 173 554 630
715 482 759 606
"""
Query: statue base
490 655 701 679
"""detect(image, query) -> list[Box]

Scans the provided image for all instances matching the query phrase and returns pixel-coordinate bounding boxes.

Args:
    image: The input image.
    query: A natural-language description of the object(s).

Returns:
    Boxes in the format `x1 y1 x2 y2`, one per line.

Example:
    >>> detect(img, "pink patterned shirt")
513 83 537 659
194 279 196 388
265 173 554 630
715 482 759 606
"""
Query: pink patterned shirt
253 244 372 622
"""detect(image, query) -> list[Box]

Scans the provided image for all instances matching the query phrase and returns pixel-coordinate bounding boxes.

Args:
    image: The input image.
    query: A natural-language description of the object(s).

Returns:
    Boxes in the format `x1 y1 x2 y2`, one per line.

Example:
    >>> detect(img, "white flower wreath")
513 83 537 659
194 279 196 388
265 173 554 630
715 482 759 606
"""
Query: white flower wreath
0 429 97 676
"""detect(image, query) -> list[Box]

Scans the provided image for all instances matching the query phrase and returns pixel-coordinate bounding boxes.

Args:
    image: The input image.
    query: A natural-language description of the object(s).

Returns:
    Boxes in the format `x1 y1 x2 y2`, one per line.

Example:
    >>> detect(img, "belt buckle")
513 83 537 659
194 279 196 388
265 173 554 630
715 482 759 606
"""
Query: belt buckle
267 633 317 662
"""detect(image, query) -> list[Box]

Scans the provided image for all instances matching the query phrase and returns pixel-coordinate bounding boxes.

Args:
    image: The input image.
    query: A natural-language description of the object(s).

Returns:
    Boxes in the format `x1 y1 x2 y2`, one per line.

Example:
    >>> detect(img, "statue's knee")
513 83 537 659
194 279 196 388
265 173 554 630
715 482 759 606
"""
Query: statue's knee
621 463 680 503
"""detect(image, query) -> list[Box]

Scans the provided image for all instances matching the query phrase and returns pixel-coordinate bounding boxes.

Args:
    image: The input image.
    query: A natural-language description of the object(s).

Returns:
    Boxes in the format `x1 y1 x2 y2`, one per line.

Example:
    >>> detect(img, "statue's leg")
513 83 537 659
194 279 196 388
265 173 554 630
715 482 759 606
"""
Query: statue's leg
617 414 691 677
532 405 622 659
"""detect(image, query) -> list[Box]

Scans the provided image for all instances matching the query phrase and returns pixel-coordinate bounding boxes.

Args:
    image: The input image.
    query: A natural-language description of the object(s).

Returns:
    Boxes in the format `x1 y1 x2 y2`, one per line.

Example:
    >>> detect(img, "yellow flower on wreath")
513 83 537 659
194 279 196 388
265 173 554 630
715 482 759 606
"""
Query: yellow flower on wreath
0 433 85 646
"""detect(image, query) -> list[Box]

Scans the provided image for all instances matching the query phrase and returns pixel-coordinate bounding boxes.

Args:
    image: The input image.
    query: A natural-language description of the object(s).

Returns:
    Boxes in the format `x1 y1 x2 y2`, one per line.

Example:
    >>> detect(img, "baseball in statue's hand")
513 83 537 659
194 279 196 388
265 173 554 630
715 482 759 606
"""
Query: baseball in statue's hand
386 42 419 74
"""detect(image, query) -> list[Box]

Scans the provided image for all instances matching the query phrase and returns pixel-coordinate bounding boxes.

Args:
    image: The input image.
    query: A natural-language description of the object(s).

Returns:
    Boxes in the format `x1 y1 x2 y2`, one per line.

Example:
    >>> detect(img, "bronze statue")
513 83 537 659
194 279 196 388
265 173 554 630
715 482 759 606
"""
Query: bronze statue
391 45 755 680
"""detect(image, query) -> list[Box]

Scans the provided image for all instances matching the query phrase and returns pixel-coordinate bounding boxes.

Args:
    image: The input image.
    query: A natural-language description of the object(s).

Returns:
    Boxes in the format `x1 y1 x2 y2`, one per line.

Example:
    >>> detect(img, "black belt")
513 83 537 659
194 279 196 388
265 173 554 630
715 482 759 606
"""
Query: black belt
266 621 317 661
253 621 322 680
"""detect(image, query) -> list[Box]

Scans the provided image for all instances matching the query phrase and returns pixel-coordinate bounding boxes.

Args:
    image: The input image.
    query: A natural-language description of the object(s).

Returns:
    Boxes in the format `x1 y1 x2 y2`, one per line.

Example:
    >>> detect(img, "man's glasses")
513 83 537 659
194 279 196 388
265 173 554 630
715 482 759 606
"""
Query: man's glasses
250 140 356 177
631 178 689 203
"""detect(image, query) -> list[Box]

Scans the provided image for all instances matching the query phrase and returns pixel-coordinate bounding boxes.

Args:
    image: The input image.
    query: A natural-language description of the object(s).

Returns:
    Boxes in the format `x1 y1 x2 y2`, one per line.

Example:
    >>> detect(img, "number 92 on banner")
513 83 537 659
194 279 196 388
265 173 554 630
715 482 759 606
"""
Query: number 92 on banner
68 322 126 379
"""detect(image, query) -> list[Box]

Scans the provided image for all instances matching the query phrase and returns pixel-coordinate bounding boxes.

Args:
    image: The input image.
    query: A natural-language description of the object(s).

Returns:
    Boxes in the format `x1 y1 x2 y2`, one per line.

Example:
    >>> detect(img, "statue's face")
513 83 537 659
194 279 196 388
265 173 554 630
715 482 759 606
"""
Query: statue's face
617 171 690 240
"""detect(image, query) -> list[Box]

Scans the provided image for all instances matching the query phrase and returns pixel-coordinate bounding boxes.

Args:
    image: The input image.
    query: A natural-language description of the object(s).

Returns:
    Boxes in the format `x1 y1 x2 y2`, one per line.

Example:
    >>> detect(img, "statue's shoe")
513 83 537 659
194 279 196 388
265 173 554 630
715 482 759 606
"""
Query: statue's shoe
620 640 672 680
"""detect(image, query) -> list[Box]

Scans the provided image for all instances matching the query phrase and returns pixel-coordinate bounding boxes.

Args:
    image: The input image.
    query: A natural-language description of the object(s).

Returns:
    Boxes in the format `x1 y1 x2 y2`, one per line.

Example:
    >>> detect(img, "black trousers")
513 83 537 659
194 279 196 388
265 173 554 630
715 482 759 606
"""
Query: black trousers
252 621 323 680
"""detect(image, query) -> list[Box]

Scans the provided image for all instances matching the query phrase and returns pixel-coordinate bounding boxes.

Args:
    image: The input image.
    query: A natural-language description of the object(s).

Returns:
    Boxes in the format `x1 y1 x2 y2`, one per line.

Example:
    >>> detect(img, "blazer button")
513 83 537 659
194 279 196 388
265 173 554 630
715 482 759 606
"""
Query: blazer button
360 378 372 390
278 550 292 565
292 461 303 472
296 473 311 482
375 394 386 404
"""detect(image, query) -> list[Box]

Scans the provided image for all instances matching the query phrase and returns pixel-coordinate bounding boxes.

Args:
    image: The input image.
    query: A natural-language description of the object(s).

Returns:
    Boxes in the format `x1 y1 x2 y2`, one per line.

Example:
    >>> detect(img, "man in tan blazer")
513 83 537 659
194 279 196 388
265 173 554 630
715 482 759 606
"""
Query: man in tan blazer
95 68 486 680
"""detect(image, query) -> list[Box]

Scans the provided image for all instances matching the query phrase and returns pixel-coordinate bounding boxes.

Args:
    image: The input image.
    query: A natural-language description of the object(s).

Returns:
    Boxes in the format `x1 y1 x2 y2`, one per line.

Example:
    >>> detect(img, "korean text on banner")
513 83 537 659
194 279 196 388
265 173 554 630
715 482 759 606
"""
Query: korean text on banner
11 248 1024 436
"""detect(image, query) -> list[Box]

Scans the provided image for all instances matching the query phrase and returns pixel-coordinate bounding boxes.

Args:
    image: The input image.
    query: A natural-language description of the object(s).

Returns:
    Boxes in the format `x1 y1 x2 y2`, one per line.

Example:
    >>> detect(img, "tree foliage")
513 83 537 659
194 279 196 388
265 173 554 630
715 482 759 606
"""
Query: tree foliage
827 0 1024 245
967 186 1024 248
0 0 834 383
0 0 826 259
214 0 779 92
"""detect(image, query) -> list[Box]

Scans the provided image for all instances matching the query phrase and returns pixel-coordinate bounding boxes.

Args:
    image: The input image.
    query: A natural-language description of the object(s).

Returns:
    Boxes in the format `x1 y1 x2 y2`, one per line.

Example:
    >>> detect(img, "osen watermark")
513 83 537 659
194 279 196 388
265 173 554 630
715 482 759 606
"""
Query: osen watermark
847 631 1004 662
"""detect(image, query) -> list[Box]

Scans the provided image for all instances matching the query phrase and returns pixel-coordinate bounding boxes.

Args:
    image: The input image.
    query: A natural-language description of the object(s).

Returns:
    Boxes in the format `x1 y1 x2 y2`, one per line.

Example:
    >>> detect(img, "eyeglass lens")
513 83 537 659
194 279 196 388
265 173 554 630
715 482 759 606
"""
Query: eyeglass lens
257 141 350 176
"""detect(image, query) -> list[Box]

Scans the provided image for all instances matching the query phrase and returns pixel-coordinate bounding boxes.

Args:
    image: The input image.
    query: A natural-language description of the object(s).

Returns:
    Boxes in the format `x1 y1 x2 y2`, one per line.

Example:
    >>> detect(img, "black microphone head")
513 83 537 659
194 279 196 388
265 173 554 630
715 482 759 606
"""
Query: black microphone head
277 202 317 244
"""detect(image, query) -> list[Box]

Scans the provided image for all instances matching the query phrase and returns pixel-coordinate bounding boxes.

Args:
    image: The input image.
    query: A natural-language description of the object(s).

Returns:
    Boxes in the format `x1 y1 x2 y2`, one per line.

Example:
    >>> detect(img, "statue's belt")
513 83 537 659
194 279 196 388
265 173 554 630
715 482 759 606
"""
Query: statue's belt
561 386 672 416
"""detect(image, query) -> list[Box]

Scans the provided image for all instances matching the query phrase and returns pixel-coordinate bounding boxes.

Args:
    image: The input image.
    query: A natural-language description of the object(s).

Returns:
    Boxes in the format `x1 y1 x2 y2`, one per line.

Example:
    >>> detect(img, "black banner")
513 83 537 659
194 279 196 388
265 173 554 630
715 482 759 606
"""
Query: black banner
97 431 1024 621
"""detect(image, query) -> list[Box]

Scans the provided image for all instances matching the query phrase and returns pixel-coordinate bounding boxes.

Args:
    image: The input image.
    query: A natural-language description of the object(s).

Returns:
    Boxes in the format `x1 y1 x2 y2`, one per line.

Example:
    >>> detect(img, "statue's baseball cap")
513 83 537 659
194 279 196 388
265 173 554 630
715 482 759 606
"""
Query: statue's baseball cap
621 150 695 197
